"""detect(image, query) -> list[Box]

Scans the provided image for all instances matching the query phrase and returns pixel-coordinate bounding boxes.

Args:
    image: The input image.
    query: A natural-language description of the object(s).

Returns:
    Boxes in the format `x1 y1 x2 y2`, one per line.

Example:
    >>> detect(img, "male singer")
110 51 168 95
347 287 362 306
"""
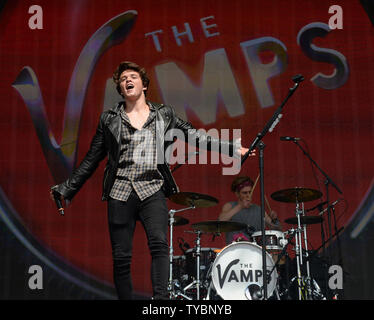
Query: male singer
51 61 253 300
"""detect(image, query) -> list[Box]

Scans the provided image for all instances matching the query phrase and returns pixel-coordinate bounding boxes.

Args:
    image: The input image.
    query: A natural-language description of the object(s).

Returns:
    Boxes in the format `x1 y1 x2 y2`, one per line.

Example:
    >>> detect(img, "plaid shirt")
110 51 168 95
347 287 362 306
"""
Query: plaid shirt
109 103 164 201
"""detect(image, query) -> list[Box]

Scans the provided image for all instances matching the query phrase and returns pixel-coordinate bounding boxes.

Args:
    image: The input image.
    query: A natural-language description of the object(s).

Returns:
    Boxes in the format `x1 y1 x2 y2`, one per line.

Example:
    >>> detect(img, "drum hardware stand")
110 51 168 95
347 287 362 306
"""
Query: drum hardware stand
182 229 203 300
167 206 195 300
293 201 316 299
285 227 345 301
304 226 346 299
268 228 297 300
301 202 314 299
241 75 304 299
204 283 213 300
267 229 296 299
294 201 306 299
170 281 193 300
203 263 215 300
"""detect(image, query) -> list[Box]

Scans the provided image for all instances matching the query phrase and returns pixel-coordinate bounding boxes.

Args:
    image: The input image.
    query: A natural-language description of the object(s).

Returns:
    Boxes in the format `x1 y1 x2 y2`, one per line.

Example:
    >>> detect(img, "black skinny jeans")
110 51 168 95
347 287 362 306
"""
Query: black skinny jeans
107 190 169 300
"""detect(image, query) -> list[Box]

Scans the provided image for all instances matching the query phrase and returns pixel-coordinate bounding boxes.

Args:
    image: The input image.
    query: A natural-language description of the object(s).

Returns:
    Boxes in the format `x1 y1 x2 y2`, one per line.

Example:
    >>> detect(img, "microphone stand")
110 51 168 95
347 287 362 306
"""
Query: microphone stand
305 226 344 263
292 140 343 299
241 75 304 299
292 141 343 252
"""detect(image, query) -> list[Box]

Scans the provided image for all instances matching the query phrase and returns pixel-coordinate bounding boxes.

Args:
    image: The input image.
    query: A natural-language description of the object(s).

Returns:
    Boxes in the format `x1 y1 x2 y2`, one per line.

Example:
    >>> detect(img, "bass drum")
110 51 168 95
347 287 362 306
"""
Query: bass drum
211 241 277 300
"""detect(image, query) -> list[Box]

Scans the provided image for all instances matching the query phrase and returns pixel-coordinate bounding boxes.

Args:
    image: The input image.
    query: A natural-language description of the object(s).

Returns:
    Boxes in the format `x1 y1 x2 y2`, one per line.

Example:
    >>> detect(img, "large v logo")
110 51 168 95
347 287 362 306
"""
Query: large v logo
216 259 240 289
12 11 137 183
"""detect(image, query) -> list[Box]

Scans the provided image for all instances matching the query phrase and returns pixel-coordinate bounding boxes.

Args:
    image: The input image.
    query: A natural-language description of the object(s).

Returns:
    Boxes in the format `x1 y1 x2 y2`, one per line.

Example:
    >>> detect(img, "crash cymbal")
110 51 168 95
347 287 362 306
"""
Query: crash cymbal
285 216 323 225
271 187 322 203
169 216 189 226
191 220 247 233
169 192 219 208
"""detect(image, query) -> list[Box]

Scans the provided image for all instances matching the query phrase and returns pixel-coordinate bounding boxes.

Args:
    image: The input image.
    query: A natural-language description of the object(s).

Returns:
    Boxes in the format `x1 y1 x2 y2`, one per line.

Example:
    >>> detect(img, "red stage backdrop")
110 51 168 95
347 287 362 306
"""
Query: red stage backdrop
0 0 373 298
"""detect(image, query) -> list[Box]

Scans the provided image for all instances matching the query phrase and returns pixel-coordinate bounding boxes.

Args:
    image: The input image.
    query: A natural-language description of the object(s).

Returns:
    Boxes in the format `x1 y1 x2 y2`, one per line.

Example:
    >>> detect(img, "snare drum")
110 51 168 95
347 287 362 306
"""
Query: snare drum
210 242 277 300
251 230 285 252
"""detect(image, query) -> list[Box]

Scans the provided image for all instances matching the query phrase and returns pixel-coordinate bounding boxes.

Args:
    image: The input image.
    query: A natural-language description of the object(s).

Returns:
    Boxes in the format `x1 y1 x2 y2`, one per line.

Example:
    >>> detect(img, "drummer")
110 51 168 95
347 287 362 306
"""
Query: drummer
218 176 282 245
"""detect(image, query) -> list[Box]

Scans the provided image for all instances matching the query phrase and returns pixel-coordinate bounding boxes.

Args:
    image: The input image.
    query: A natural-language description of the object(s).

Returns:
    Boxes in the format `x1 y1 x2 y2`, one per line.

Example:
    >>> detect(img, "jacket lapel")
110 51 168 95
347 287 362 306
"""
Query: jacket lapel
107 102 122 144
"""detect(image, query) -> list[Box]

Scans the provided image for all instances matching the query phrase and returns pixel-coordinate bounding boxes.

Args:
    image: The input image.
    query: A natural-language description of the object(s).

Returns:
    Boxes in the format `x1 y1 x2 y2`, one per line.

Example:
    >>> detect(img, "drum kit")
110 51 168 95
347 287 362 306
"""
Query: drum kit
167 187 329 300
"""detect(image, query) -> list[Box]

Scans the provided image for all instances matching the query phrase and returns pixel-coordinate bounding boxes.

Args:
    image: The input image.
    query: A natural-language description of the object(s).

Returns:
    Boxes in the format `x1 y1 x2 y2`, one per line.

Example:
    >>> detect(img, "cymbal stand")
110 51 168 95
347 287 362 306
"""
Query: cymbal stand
182 229 203 300
294 201 304 300
301 202 313 299
168 206 195 300
294 201 313 300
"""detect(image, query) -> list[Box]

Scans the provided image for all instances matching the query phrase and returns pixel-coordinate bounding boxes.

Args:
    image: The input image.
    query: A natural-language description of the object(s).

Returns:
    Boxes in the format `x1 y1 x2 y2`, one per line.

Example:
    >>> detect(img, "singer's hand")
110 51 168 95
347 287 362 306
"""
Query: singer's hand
235 138 256 157
49 189 63 202
50 188 65 215
240 147 256 157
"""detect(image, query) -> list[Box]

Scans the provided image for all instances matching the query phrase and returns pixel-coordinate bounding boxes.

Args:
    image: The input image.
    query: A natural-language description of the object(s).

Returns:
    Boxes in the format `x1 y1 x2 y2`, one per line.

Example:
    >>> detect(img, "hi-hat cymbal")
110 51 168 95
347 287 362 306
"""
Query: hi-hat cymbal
271 188 322 203
169 192 218 208
285 216 323 225
169 216 189 226
191 220 247 233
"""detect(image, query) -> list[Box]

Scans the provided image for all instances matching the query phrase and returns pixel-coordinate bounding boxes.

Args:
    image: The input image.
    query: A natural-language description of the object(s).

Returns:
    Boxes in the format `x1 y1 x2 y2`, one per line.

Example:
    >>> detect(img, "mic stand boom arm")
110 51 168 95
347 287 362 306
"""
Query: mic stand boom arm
241 75 304 299
241 75 304 166
292 141 342 195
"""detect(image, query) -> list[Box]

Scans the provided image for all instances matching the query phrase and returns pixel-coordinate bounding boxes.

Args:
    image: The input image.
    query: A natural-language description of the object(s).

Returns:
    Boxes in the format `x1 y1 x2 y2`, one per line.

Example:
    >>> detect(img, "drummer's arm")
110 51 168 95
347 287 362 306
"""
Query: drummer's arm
265 211 283 231
218 202 241 221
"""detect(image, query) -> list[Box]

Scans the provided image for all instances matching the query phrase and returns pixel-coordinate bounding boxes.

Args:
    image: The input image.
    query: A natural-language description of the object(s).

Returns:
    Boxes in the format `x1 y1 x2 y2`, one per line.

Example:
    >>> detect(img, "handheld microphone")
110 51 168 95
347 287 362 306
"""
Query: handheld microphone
280 136 301 141
52 190 65 216
292 74 304 83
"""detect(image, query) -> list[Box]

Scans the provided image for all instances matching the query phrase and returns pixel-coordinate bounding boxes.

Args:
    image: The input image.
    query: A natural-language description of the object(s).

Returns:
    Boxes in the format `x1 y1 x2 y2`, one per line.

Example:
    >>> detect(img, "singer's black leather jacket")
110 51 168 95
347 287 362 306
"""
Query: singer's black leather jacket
53 101 235 201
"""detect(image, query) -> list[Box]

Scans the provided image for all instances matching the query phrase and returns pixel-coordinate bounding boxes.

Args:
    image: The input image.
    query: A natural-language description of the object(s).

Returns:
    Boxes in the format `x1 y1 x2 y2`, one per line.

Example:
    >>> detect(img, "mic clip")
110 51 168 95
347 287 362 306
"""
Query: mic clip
306 201 328 213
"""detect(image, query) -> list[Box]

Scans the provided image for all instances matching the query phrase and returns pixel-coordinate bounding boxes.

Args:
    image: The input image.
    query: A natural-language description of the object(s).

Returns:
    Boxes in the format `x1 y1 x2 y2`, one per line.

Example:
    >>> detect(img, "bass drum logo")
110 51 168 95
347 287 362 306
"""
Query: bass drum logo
211 241 277 300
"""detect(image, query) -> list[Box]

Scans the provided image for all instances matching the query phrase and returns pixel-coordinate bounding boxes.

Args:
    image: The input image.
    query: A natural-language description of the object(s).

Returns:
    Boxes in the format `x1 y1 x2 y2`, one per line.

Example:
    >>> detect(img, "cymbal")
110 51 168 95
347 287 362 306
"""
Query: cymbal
169 192 219 208
285 216 323 225
169 216 189 226
191 220 247 233
271 188 322 203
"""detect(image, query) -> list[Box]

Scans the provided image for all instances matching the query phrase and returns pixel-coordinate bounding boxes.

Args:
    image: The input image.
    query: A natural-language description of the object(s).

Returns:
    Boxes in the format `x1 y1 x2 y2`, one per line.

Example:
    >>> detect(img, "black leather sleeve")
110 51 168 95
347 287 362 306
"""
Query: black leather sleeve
52 114 108 201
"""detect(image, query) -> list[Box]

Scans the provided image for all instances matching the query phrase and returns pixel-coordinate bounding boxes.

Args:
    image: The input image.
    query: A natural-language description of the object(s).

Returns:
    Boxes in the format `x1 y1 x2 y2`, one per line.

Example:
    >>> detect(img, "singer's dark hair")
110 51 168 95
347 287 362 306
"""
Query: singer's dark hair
113 61 150 97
